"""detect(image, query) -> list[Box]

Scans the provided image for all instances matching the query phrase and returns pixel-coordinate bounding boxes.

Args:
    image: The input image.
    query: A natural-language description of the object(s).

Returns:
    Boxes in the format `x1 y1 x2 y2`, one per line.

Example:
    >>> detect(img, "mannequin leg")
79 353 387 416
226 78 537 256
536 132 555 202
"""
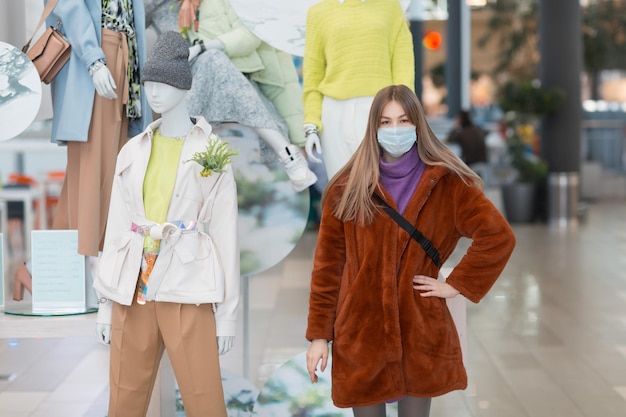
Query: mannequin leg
12 262 32 301
257 74 306 146
320 96 374 179
7 218 24 256
398 396 432 417
352 402 386 417
255 128 317 192
108 300 165 417
255 127 290 152
158 303 227 416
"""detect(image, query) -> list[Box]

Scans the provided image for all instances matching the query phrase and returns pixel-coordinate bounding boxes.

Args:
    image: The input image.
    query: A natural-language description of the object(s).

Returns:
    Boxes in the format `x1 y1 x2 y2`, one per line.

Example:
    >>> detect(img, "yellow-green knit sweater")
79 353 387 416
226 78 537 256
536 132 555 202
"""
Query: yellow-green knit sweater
303 0 415 131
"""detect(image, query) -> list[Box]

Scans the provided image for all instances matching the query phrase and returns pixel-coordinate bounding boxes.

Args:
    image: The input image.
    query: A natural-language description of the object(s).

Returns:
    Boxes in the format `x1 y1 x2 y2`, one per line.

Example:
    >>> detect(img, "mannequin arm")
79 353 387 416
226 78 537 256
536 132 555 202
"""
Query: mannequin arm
91 63 117 100
95 299 112 345
217 336 235 355
304 124 322 163
213 1 261 57
188 39 225 61
49 0 105 70
189 44 203 62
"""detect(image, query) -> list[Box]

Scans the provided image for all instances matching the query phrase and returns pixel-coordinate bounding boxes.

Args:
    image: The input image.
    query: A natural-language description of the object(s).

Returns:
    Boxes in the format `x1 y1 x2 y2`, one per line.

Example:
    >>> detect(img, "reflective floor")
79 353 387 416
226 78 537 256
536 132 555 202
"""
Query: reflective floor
1 198 626 417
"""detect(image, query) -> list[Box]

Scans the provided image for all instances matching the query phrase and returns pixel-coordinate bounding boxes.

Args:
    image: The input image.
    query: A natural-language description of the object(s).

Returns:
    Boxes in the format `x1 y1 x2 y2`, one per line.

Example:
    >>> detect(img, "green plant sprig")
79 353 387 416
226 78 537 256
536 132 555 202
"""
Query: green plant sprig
187 135 239 177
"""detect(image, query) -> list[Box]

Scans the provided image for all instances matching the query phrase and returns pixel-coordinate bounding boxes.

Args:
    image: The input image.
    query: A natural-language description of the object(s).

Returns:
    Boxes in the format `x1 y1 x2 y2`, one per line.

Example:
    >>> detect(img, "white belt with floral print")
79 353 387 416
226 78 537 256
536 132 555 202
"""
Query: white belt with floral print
131 220 199 240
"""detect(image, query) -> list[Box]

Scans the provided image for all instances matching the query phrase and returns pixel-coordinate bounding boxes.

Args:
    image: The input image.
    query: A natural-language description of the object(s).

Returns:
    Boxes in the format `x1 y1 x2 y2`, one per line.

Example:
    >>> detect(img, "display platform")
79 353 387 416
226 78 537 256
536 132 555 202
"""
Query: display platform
3 304 96 317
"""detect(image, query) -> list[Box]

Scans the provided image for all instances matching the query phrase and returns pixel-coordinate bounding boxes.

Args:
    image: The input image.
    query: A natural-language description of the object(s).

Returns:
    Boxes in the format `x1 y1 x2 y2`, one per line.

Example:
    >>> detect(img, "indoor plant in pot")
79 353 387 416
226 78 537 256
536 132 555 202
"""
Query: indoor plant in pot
498 80 564 222
501 126 549 222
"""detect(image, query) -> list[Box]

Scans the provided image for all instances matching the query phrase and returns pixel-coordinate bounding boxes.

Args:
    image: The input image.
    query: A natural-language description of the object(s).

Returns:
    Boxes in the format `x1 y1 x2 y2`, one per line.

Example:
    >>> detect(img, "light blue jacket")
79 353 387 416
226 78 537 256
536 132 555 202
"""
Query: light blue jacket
45 0 150 143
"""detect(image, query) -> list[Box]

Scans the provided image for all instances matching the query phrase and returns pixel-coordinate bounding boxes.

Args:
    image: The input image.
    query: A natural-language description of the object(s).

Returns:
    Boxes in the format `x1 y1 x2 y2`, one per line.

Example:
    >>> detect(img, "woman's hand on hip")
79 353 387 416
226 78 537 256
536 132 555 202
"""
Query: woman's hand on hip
306 339 329 384
413 275 460 298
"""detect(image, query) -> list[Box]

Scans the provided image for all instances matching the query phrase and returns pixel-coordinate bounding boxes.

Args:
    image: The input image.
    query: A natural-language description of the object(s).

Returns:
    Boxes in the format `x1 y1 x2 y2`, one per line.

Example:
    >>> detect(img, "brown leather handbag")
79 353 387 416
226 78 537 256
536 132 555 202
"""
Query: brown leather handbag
22 0 71 84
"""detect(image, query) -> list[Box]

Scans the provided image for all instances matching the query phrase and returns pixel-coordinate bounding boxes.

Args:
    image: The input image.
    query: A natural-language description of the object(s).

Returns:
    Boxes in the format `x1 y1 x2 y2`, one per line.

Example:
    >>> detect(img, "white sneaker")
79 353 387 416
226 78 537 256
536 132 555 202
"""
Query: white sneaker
279 145 318 192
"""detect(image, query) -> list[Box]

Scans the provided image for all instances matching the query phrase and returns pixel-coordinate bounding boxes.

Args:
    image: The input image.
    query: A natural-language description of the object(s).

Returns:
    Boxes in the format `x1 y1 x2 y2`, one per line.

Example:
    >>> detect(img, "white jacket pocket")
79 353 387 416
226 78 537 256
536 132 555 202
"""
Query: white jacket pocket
96 232 133 294
155 233 224 302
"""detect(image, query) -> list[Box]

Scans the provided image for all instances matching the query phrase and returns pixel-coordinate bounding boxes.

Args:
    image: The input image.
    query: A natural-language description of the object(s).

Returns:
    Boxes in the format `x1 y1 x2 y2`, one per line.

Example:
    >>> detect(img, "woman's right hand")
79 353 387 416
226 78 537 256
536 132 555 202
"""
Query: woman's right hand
306 339 329 383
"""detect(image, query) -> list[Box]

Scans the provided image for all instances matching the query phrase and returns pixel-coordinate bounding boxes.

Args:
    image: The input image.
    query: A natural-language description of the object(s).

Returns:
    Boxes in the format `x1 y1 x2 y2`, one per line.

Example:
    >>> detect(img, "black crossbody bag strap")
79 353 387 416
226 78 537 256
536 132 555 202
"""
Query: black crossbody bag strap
373 193 441 268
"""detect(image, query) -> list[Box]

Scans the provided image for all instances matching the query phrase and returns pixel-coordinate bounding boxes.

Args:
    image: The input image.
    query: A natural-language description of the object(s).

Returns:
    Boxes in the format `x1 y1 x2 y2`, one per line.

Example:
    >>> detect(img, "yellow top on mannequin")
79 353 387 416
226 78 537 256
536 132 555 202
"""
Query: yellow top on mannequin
142 130 184 251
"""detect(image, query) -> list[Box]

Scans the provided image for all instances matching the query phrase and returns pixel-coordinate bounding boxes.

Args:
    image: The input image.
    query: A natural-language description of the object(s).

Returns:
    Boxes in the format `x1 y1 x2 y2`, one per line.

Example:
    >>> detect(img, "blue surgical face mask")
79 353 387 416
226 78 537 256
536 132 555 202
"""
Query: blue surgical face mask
377 126 417 157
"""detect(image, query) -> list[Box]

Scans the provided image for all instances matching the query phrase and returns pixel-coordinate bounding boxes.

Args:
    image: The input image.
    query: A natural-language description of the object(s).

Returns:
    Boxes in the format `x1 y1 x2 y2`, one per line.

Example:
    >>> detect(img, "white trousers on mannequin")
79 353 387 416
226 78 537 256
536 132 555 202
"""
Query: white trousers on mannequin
320 95 374 179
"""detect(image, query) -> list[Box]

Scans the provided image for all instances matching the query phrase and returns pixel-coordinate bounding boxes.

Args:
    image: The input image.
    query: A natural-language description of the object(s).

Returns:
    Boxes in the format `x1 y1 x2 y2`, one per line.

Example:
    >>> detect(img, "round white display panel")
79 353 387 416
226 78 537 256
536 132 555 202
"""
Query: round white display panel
0 41 42 141
229 0 410 57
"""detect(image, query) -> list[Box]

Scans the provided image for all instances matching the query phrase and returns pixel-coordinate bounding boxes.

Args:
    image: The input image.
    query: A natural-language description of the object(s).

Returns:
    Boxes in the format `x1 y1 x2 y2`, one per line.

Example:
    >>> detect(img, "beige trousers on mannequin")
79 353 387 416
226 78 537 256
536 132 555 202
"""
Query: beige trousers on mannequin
320 95 374 179
52 29 129 257
108 300 227 417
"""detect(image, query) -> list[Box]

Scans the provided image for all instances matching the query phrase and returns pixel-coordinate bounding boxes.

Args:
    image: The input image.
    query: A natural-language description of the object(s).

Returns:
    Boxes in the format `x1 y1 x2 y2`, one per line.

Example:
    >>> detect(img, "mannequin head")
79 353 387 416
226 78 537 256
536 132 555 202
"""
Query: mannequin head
144 81 187 115
141 31 193 127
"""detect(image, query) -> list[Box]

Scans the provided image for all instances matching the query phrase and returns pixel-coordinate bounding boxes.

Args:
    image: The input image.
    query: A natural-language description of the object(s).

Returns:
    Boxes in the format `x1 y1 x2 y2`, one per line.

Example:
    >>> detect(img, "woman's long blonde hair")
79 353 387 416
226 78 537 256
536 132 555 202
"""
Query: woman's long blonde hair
324 84 483 225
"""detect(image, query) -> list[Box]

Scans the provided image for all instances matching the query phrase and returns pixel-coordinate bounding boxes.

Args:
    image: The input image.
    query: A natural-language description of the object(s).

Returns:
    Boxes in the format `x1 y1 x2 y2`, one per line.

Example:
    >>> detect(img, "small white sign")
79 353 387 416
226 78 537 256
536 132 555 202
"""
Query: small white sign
31 230 86 313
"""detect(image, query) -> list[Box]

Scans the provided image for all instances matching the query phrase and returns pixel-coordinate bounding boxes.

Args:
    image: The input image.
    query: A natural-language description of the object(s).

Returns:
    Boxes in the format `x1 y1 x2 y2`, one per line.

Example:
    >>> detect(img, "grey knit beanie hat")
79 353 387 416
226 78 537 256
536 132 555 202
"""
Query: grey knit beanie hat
141 31 192 90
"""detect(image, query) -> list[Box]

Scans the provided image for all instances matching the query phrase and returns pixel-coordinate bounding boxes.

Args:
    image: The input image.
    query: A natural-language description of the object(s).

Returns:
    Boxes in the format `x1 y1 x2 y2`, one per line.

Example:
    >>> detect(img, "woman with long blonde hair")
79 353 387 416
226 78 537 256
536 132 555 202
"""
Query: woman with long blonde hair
327 84 483 225
306 85 515 417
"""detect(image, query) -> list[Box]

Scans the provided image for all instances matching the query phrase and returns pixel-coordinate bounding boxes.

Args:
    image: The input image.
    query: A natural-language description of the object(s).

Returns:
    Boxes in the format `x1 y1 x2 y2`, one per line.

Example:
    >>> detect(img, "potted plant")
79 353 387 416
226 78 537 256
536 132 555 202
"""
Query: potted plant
497 80 564 222
500 127 549 222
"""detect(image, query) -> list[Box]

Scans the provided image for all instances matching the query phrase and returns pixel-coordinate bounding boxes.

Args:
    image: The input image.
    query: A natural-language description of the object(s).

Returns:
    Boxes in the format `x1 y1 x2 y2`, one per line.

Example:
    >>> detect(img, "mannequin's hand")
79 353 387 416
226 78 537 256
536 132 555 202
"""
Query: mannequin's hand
306 339 329 383
413 275 461 299
217 336 235 355
305 132 323 164
91 65 117 99
95 300 112 345
189 44 203 62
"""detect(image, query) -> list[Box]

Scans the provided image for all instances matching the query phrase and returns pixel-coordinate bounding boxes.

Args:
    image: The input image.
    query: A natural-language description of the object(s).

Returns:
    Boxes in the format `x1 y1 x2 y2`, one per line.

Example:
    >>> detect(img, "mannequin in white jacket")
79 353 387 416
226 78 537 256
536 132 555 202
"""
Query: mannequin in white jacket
94 82 234 355
94 31 238 416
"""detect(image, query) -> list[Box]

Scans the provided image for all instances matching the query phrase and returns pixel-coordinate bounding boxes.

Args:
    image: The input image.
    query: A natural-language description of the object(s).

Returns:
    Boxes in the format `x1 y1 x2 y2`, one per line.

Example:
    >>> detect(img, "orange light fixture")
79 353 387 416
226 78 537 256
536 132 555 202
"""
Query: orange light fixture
423 31 442 50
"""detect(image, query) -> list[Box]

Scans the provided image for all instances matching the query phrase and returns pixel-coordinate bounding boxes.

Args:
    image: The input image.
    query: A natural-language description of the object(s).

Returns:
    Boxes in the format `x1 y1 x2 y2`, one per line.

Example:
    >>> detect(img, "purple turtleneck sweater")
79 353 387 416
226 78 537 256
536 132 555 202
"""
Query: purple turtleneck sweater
379 145 425 214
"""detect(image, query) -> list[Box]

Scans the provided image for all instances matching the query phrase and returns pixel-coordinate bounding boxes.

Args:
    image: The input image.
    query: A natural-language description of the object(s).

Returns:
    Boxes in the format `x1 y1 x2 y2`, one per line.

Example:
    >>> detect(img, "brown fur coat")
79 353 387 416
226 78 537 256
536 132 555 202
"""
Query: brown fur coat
306 165 516 407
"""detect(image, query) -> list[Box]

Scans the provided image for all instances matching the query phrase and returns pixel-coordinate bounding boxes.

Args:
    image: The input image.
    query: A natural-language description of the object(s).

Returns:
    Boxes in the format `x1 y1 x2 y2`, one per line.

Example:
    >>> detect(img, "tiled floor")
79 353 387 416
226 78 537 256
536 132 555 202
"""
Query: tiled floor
1 198 626 416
